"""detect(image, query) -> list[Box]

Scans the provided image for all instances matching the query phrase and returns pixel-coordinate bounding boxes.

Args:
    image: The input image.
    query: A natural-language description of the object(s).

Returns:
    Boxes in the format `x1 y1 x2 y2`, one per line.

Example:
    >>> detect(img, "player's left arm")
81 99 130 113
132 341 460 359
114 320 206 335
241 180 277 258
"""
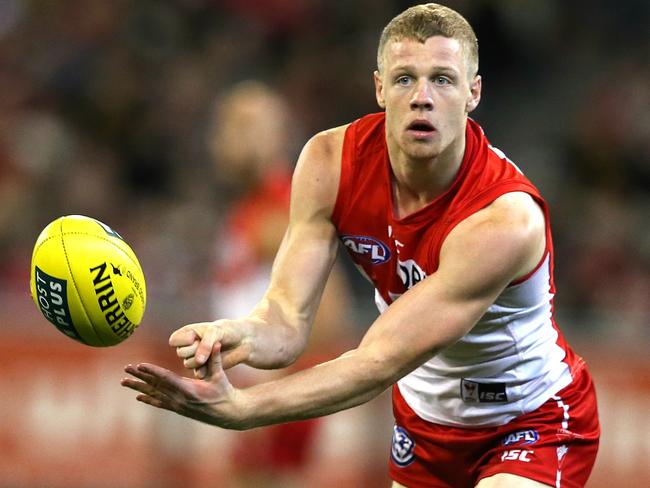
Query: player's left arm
122 192 546 429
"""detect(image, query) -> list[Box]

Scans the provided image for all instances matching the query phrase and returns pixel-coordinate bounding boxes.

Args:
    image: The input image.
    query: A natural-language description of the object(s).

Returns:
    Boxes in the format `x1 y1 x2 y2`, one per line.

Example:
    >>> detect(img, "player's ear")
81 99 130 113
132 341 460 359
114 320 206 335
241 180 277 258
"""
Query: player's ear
374 71 386 109
466 75 481 113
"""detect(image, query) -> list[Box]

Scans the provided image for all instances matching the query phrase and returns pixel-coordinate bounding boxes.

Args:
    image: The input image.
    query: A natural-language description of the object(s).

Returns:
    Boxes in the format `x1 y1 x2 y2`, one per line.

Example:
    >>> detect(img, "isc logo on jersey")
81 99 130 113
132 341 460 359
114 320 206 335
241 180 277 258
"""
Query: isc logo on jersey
341 235 391 265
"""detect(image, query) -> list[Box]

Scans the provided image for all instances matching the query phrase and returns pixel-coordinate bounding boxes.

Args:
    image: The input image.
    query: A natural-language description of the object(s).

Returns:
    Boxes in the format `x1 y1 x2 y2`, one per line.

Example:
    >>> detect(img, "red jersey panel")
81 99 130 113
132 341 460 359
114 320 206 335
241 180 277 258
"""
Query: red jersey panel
332 113 581 427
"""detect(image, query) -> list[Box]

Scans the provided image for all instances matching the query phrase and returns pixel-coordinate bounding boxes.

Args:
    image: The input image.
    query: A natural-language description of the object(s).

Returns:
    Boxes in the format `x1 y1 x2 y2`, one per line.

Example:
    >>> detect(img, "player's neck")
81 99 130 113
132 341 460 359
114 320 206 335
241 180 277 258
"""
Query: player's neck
389 138 466 219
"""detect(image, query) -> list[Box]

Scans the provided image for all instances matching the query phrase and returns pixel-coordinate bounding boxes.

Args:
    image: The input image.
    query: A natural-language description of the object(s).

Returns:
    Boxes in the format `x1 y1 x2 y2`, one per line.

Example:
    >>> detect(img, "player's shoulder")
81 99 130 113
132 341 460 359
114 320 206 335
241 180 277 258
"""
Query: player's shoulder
479 192 545 232
291 124 350 217
453 191 544 231
302 124 349 161
293 124 349 189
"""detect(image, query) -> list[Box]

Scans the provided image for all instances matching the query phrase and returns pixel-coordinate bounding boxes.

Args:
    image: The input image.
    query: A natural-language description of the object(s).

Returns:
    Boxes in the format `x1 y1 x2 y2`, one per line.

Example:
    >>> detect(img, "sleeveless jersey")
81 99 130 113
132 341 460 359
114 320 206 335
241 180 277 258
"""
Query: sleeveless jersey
331 112 581 427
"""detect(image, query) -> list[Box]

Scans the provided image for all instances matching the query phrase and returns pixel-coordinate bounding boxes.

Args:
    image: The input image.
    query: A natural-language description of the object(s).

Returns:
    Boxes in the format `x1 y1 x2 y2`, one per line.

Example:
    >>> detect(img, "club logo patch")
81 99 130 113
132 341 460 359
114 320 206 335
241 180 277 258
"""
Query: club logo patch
391 425 415 467
341 234 391 265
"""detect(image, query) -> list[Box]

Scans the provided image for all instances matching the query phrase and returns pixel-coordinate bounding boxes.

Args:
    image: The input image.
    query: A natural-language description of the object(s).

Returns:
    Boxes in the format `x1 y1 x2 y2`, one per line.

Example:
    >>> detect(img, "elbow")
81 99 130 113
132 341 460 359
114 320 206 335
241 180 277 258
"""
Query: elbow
355 347 405 391
355 343 442 390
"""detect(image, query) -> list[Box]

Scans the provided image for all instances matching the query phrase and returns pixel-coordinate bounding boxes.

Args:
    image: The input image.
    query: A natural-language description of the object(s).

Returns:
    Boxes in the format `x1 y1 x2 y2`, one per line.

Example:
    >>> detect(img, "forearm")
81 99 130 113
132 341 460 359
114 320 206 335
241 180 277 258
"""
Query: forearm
243 223 338 369
232 348 396 429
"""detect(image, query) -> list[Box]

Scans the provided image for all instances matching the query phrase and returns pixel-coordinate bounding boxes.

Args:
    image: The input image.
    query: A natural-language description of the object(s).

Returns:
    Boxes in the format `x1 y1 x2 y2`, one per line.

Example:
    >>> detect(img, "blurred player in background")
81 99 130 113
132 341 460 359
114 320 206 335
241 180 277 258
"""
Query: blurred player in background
124 4 600 487
206 80 296 337
205 80 359 487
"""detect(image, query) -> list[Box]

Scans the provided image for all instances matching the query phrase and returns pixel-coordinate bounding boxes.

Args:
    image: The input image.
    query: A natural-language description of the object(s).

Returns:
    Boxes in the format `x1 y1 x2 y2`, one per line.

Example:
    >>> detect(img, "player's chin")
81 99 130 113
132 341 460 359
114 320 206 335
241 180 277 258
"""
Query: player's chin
403 142 441 161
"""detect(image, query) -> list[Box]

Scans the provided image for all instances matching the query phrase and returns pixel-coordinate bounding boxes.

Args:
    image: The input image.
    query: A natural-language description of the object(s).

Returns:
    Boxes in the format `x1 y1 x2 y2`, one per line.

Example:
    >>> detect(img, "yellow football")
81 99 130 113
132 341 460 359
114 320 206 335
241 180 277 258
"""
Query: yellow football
30 215 147 347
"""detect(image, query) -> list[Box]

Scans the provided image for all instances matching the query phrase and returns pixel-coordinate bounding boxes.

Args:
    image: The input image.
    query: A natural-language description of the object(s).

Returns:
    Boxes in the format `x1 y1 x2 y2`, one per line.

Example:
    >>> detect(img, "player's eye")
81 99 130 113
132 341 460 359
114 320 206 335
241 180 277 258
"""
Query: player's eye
396 75 412 86
433 76 452 85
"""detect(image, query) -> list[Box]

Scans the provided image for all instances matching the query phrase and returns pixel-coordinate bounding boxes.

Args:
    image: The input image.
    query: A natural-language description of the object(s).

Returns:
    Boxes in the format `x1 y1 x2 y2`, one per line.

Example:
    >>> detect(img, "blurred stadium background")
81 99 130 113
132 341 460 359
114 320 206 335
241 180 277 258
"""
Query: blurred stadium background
0 1 648 487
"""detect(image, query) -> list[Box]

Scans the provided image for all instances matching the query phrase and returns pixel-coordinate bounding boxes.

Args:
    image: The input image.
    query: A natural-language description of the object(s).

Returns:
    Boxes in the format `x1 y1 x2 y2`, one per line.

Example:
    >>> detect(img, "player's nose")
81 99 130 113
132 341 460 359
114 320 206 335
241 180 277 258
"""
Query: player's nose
410 79 434 111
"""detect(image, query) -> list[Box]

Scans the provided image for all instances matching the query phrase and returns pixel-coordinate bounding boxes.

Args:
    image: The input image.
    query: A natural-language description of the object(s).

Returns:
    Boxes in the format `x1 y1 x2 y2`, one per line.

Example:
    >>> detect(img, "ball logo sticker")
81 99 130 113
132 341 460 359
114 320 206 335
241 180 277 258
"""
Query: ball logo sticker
341 235 391 265
33 266 80 341
93 218 124 241
391 425 416 467
122 293 135 311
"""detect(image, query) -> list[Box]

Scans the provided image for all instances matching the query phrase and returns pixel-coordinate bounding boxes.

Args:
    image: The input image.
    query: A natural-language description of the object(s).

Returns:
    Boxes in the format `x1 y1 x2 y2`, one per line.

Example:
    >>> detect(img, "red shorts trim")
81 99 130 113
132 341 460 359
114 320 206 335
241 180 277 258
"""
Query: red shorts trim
389 366 600 488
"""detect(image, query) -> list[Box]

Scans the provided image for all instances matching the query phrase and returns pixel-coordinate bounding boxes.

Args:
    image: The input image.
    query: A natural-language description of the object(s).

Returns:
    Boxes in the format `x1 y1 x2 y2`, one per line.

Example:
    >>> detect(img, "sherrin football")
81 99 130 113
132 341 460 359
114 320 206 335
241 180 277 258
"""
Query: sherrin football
30 215 146 347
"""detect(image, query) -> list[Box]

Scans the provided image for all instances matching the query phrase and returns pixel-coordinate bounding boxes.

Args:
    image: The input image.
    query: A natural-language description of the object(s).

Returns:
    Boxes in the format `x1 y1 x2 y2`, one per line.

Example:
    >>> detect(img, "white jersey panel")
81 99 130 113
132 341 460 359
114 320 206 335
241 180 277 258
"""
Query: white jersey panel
377 254 573 427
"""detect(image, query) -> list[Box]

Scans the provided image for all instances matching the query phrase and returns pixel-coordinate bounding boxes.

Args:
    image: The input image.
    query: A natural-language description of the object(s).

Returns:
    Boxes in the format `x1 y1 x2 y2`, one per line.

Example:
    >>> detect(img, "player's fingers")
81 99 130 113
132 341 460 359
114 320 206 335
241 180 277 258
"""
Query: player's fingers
183 356 204 369
127 362 187 396
194 326 222 366
126 383 176 411
124 363 156 383
169 323 210 347
123 365 169 395
121 373 174 402
121 376 140 390
221 344 252 370
182 342 218 369
206 343 224 380
168 328 197 347
123 364 194 410
135 393 178 412
135 393 164 408
121 377 157 396
194 366 207 379
176 340 199 359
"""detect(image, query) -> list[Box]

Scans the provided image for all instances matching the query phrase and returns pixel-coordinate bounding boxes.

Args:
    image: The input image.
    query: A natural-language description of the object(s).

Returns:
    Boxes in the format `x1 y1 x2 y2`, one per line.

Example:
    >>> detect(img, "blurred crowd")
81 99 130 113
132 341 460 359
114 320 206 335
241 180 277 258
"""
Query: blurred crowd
0 1 647 486
1 0 648 341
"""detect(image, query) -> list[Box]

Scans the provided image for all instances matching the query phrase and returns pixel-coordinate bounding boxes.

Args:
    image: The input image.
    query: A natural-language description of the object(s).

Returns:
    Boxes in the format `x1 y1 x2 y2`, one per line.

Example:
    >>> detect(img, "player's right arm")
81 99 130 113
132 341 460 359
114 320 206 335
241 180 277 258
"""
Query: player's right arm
173 126 347 374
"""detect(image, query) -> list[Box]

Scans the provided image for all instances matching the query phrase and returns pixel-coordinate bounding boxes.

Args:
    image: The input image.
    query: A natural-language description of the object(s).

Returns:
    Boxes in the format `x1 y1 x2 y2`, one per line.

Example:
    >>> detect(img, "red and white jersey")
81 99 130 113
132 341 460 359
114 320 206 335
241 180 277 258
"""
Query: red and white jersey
331 113 581 427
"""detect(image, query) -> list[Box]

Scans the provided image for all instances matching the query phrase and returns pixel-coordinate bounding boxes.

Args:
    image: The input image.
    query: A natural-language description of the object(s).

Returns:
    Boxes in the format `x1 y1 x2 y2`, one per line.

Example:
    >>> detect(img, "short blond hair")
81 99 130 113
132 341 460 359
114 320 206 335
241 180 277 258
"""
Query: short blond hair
377 3 478 77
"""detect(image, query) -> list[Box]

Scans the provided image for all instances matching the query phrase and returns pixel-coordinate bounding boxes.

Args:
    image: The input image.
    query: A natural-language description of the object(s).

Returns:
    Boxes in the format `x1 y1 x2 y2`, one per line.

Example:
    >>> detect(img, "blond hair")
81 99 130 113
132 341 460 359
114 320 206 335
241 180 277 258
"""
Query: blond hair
377 3 478 77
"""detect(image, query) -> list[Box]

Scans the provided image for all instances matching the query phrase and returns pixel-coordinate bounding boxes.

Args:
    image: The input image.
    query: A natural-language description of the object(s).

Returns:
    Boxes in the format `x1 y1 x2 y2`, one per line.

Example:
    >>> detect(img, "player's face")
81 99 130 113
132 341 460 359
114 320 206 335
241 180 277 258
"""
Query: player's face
374 36 481 163
208 90 289 186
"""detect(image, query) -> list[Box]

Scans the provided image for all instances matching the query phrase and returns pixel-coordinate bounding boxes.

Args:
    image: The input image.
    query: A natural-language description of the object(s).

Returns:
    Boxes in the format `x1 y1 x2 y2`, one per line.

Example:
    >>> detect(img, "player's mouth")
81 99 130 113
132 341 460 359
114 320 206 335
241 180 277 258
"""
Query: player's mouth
406 119 436 139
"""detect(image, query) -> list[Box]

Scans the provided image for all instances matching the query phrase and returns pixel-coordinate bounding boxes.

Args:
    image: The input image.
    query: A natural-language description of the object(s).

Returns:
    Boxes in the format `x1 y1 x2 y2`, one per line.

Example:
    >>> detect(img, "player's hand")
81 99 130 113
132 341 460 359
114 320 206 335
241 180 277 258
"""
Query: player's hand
121 343 247 429
169 319 253 378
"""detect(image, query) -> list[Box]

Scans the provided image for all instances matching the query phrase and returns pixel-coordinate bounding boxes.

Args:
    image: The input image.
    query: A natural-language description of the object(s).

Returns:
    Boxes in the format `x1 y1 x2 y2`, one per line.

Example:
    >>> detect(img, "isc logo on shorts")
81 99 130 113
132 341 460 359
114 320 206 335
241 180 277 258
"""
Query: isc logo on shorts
501 449 534 463
391 425 416 467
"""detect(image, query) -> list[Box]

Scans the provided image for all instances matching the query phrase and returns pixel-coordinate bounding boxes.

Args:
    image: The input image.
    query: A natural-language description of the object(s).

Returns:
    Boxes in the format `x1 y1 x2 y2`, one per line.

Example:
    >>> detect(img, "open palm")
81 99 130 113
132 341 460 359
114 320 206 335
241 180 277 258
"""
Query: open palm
121 343 243 429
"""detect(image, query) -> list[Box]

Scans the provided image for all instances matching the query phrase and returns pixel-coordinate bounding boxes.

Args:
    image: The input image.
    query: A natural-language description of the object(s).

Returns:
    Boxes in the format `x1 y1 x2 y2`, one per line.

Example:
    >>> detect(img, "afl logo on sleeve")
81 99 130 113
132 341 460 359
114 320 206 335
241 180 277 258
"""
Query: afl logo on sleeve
391 425 416 467
341 235 391 265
